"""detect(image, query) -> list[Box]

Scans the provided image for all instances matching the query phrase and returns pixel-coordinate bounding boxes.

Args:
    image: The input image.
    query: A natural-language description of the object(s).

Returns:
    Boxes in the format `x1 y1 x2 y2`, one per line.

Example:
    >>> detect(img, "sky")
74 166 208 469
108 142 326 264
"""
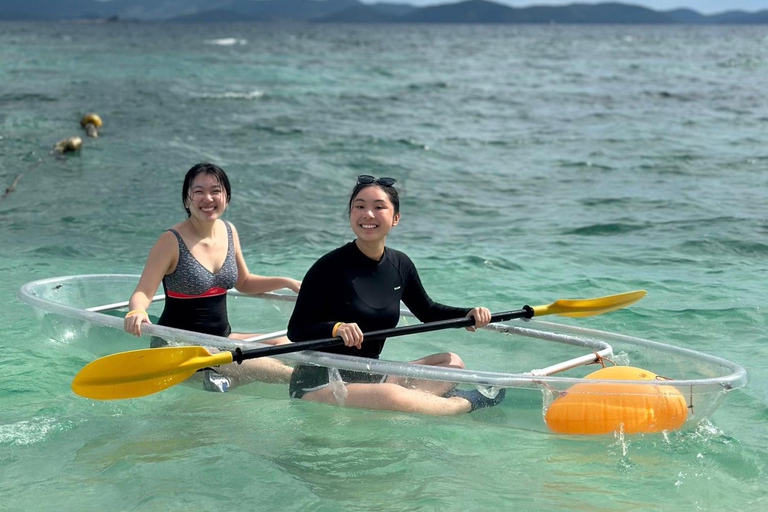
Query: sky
364 1 767 15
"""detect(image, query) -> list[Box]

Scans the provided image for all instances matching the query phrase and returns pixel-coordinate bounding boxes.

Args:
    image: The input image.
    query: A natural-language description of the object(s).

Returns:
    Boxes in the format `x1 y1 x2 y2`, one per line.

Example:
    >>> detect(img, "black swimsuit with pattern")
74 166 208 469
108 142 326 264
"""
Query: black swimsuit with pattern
151 222 238 347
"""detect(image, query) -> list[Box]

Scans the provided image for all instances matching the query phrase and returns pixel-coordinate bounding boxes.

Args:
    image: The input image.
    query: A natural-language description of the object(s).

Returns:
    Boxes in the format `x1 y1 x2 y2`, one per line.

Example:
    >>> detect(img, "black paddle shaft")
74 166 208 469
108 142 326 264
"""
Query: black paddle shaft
230 307 534 364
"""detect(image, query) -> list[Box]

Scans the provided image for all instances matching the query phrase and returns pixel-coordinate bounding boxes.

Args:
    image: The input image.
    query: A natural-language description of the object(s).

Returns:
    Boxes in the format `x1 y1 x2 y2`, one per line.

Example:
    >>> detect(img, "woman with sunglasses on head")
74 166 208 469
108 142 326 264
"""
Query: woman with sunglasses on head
287 175 505 415
123 162 301 392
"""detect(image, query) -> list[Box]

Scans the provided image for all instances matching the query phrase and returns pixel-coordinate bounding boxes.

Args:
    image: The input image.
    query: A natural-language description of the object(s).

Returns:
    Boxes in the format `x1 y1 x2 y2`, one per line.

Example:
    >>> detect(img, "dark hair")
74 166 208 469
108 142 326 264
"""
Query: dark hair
182 163 231 217
347 181 400 217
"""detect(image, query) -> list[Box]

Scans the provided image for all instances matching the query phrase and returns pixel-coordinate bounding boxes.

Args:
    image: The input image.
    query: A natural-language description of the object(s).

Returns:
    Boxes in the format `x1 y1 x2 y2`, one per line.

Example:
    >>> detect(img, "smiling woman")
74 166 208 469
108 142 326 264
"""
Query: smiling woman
123 163 302 391
286 175 506 415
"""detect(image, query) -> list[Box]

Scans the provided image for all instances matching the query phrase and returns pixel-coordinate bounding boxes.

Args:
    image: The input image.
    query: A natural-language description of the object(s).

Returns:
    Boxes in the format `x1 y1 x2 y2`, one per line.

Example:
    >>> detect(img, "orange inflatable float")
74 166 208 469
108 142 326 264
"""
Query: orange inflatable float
545 366 688 435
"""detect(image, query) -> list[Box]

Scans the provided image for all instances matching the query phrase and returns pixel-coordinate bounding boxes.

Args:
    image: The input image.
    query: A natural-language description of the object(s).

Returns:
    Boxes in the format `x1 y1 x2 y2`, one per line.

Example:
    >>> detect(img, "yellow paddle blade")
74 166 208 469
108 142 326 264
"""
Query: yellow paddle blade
72 346 234 400
531 290 646 318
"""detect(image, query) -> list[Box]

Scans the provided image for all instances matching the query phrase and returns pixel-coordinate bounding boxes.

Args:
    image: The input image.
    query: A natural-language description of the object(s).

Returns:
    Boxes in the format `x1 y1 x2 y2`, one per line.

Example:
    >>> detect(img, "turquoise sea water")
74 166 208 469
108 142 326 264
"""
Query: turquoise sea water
1 21 767 511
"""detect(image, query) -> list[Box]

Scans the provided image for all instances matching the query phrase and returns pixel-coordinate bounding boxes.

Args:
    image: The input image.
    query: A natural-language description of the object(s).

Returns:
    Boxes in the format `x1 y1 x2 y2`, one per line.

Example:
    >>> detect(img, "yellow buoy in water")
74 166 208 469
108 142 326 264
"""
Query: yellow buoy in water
80 113 103 138
545 366 688 435
54 136 83 153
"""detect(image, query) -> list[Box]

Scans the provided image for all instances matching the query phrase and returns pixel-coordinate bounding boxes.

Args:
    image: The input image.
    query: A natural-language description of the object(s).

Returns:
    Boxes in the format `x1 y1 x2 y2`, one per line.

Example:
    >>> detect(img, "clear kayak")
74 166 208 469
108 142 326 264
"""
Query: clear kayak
18 274 747 435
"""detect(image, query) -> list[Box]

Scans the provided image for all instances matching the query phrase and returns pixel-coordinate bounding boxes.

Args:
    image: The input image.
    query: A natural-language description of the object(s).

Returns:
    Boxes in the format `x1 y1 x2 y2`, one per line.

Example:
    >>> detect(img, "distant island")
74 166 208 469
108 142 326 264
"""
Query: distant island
0 0 766 24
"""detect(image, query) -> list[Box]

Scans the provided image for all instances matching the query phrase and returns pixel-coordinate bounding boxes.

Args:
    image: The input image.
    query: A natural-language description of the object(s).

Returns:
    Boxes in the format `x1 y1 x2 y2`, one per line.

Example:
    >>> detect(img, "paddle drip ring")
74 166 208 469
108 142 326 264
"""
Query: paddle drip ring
233 347 244 364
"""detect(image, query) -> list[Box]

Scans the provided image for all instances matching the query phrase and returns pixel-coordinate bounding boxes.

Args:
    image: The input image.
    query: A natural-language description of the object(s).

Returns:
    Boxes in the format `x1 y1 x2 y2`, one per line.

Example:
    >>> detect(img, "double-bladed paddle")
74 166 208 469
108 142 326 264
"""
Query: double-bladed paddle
72 290 646 400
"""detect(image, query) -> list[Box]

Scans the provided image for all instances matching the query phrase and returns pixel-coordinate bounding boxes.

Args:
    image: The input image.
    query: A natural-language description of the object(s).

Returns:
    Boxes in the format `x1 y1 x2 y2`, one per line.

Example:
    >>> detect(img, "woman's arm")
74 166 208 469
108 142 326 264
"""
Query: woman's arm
230 223 301 294
124 231 178 337
400 254 470 322
287 257 339 342
400 253 490 329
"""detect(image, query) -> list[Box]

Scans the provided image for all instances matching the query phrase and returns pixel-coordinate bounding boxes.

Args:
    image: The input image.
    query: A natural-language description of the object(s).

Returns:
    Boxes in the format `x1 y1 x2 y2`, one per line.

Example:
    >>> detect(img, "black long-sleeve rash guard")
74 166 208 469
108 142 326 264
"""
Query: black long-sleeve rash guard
287 241 471 359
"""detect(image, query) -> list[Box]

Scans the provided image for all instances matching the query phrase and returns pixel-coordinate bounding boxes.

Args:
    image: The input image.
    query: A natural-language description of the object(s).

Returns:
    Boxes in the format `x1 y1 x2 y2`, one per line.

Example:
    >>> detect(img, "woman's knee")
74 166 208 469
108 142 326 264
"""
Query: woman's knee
446 352 465 369
430 351 465 369
411 352 464 368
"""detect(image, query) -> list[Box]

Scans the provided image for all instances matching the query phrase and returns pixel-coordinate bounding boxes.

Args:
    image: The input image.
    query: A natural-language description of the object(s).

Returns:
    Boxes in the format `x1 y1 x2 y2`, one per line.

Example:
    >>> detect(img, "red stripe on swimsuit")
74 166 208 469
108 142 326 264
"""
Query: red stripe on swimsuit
166 287 228 299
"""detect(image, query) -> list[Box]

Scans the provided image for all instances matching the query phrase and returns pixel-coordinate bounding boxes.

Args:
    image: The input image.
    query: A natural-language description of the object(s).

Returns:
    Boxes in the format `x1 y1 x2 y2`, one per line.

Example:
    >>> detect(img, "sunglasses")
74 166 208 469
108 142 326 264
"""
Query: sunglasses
357 175 397 187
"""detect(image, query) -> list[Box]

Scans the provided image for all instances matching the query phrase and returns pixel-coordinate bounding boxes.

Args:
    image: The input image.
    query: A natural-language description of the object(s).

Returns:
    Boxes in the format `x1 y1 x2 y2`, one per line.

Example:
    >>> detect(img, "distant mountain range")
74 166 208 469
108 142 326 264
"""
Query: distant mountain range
0 0 766 24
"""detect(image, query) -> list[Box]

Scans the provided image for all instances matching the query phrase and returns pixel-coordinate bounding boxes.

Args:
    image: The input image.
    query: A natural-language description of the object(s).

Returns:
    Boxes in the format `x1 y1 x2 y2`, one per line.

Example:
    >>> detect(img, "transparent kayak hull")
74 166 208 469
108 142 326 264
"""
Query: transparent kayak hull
18 274 747 435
